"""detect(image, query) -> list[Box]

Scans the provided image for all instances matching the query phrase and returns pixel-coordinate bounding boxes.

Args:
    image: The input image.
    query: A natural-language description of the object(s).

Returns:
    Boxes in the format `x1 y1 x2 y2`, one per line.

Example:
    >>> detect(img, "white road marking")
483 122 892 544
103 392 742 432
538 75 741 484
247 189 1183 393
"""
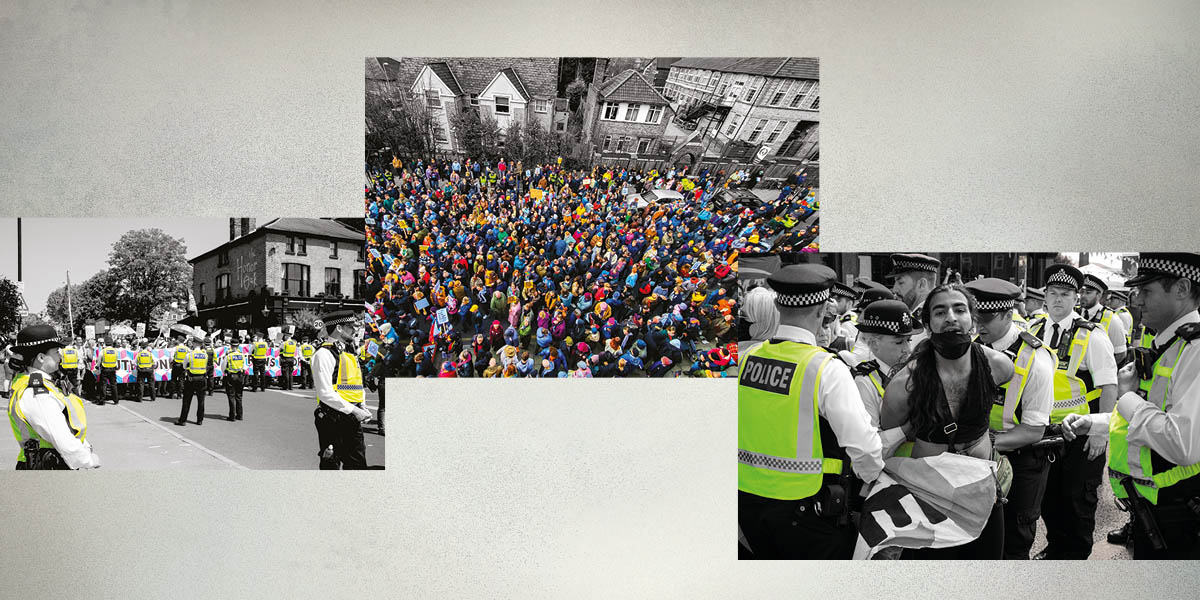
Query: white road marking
116 404 249 470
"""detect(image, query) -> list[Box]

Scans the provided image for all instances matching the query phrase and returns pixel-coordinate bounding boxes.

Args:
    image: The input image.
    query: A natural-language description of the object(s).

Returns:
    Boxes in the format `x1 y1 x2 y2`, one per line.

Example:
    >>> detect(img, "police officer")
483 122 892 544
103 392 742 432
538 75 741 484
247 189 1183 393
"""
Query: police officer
98 338 120 405
829 282 859 353
298 337 316 389
1079 274 1129 365
250 334 270 392
1024 287 1047 320
1107 289 1135 347
849 299 916 429
845 285 897 364
1027 264 1118 560
965 278 1057 559
280 332 297 390
170 336 189 399
223 340 247 421
1062 253 1200 558
6 324 100 469
135 340 156 402
58 339 81 396
175 334 211 426
738 264 884 559
312 311 372 470
889 253 941 346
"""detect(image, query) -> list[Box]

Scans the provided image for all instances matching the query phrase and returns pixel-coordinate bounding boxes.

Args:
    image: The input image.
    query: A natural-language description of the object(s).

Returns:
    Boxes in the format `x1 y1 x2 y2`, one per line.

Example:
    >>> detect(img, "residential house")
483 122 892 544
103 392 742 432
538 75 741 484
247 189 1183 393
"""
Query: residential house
580 67 675 160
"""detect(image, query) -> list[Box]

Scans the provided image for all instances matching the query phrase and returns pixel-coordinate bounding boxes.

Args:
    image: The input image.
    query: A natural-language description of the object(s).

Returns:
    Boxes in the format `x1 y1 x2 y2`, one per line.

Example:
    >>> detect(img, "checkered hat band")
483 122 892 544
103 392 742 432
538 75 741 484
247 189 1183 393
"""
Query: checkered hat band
977 299 1015 312
16 336 64 347
320 316 359 327
1048 271 1078 287
775 288 831 307
895 259 937 273
831 288 857 300
1083 280 1105 292
1140 257 1200 282
860 318 901 332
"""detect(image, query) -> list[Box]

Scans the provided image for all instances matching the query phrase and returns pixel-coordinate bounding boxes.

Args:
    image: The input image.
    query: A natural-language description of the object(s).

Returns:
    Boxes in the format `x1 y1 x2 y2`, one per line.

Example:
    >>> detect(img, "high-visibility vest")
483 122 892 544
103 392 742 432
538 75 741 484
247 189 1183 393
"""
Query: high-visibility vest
1029 318 1099 423
1115 307 1134 346
136 350 155 369
990 330 1048 432
173 345 189 364
8 373 88 464
300 343 315 360
318 344 365 405
226 352 246 373
187 350 209 375
281 340 297 358
60 346 79 369
1109 324 1200 504
738 340 844 500
100 347 119 369
252 341 269 360
1012 311 1030 331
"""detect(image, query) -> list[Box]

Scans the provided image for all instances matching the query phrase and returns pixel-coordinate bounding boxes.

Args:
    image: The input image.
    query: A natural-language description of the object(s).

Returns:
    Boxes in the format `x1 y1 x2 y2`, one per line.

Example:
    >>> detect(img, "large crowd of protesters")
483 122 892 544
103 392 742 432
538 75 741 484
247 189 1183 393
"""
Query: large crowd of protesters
360 156 812 377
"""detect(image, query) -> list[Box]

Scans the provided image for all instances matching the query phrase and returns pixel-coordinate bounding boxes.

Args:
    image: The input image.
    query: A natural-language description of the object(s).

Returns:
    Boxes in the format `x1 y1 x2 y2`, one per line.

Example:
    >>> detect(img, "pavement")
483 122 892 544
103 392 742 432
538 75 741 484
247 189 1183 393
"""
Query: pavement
1032 458 1134 560
1 387 384 470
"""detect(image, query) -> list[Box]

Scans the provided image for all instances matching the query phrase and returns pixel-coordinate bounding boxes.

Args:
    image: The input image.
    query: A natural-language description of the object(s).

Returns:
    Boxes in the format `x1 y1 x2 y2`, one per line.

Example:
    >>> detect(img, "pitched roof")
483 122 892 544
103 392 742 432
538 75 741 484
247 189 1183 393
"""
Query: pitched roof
595 69 669 105
427 62 464 96
366 57 401 82
382 57 560 99
499 67 530 101
669 57 818 80
189 218 364 264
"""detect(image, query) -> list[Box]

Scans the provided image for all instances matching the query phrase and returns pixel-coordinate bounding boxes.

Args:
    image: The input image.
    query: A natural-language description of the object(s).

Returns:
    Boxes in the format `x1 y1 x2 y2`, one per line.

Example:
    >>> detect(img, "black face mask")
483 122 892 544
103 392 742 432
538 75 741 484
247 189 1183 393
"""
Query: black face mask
930 331 973 359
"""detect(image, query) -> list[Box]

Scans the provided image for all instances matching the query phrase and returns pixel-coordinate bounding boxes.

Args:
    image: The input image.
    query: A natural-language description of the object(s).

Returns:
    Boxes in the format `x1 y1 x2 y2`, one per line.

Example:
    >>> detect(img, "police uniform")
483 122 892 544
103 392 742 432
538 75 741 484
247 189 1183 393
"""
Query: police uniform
1079 274 1129 364
1067 254 1200 558
58 344 81 395
176 338 211 426
889 254 941 348
280 337 298 390
738 264 884 559
850 299 916 429
298 340 316 389
250 338 270 392
1025 287 1048 320
313 311 370 470
830 282 859 353
136 345 157 401
6 325 99 470
223 345 247 421
965 278 1057 559
847 286 897 364
98 342 120 405
170 341 189 399
1107 289 1135 348
1028 264 1118 559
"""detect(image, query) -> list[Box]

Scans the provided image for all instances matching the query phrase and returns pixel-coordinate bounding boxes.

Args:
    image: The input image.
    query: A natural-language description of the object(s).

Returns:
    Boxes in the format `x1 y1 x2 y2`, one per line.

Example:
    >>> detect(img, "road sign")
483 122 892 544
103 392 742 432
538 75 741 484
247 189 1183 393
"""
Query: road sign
754 145 771 163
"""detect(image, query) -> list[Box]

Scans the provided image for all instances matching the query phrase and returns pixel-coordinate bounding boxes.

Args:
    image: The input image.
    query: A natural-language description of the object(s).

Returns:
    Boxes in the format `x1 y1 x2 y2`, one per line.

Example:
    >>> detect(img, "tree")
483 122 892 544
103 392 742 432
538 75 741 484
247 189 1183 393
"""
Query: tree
566 78 588 113
106 229 192 325
366 78 442 164
292 308 321 341
0 277 22 334
504 120 525 163
45 269 121 337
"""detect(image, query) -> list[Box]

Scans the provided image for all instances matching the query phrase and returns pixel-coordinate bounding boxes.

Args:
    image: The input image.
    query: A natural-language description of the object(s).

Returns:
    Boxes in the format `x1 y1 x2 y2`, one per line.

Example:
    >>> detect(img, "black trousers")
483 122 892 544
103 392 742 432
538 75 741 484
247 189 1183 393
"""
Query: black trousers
60 369 79 396
314 405 367 470
99 368 118 404
1040 434 1105 559
137 369 156 401
1001 448 1051 559
224 372 244 419
250 359 267 391
1132 497 1200 559
299 361 313 389
170 364 185 397
178 377 206 424
738 490 856 559
281 358 295 390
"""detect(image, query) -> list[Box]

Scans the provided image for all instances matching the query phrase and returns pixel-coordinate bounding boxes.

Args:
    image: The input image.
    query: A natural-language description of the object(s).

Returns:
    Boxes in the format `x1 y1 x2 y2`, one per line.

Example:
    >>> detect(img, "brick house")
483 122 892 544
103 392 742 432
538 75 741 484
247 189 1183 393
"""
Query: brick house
580 67 675 160
368 57 561 153
189 218 367 332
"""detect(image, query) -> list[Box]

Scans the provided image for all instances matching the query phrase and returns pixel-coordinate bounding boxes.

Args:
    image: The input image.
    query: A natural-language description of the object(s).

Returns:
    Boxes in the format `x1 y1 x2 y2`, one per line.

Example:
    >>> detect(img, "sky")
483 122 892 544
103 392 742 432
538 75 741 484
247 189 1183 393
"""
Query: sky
0 218 238 313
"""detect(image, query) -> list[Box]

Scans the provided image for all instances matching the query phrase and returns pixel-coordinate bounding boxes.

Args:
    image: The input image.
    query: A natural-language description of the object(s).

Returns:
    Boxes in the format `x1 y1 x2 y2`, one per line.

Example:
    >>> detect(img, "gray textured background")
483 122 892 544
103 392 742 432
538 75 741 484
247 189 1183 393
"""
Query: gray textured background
3 0 1200 598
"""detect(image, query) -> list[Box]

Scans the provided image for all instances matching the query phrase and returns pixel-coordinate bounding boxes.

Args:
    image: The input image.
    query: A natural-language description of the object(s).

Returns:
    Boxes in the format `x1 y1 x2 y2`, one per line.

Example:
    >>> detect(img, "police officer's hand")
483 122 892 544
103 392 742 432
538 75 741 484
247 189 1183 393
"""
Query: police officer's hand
1118 363 1139 397
356 407 372 422
88 452 101 469
1084 431 1108 461
1061 413 1086 442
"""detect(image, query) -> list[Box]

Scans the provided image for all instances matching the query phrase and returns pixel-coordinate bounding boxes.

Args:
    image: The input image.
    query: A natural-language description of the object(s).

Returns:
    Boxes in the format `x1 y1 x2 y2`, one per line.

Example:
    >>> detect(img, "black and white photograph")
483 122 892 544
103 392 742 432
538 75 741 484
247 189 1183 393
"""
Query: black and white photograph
0 217 385 470
738 251 1200 560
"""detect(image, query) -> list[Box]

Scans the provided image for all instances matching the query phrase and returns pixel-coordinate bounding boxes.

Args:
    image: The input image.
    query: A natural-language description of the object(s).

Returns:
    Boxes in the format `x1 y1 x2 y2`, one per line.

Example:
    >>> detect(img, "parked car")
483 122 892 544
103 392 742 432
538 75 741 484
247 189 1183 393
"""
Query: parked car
625 189 684 209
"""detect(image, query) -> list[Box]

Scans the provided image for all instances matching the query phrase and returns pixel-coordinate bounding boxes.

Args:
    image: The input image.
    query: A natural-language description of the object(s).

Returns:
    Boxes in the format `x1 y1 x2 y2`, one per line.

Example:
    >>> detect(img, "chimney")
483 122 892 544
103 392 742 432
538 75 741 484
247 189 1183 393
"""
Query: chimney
593 58 609 85
229 218 258 241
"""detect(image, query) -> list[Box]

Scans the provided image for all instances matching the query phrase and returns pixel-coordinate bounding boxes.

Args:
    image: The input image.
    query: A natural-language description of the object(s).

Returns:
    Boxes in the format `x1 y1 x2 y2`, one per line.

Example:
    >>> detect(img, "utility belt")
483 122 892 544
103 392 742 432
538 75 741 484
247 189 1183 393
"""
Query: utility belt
186 373 208 380
21 439 69 470
314 404 357 425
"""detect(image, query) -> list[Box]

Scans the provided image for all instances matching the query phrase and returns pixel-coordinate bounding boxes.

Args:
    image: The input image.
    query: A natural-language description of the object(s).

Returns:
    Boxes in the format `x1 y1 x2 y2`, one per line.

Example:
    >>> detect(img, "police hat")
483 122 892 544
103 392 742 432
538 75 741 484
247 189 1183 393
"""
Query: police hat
890 253 940 276
316 310 359 329
1025 287 1045 301
11 323 67 361
854 285 896 310
738 252 782 281
1044 263 1084 291
1082 274 1108 294
851 277 877 292
857 299 918 336
964 278 1021 313
1125 253 1200 287
1108 289 1130 301
766 264 837 307
831 282 857 301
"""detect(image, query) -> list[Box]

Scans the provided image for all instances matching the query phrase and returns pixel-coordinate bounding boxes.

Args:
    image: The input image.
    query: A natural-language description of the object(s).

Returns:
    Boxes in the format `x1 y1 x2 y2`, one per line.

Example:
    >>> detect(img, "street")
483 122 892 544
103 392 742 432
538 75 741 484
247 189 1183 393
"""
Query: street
2 387 384 470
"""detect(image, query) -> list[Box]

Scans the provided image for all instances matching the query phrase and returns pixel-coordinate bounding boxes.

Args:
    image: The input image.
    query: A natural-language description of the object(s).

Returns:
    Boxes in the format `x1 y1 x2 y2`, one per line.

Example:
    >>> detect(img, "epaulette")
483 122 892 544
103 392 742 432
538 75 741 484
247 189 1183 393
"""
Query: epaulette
1073 318 1097 331
851 359 880 378
1028 316 1046 330
1177 323 1200 342
26 372 47 395
1017 330 1043 349
840 314 853 323
826 349 849 366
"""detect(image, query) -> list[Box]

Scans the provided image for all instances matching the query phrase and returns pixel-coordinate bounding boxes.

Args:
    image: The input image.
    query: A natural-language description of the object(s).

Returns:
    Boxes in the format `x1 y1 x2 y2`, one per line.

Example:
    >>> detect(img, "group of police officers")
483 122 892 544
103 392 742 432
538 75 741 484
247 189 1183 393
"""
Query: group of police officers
739 252 1200 559
3 309 381 470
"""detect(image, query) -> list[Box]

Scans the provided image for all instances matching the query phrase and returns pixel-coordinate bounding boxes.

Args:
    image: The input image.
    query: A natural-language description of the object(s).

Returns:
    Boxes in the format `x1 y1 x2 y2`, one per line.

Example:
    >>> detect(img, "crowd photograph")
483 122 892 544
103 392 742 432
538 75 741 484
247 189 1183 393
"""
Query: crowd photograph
363 57 821 377
0 217 384 470
738 251 1200 560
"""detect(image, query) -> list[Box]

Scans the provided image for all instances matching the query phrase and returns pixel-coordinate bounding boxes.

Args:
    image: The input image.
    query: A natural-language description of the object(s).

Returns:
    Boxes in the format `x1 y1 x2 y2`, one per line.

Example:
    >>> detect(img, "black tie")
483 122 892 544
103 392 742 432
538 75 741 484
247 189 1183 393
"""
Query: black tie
1051 323 1062 349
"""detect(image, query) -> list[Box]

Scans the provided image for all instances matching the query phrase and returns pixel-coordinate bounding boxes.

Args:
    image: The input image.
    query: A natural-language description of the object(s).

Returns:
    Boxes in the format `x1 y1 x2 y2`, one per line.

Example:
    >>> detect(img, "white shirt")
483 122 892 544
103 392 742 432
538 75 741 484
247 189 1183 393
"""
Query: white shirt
1080 311 1200 465
1080 304 1128 356
988 324 1054 428
852 350 893 430
312 345 359 415
773 324 885 483
13 369 97 469
1036 311 1118 387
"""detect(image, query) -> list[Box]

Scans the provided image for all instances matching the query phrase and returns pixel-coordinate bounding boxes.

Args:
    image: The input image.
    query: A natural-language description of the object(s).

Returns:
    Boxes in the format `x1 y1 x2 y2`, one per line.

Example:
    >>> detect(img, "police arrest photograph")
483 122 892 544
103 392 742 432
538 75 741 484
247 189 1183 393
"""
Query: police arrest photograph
737 251 1200 560
0 217 385 470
